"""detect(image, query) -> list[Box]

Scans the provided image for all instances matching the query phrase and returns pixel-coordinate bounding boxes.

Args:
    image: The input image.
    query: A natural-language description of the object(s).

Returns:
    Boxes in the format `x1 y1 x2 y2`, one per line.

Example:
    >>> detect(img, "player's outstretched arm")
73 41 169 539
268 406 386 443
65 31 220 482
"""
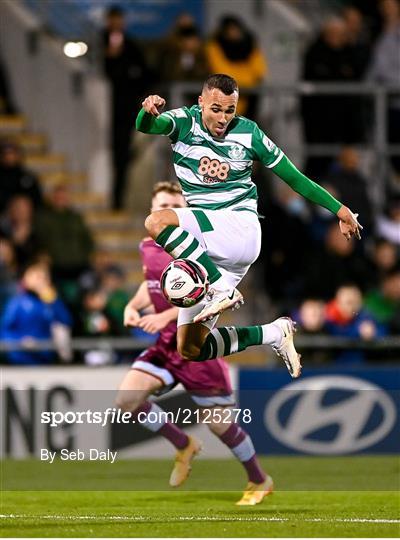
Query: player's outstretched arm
123 281 152 327
135 95 173 135
272 155 363 240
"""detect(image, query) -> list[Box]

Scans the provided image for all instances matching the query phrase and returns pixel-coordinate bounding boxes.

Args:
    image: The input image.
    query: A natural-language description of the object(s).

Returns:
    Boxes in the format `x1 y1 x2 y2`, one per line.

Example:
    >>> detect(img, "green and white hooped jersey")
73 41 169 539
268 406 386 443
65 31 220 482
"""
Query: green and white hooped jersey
160 105 284 213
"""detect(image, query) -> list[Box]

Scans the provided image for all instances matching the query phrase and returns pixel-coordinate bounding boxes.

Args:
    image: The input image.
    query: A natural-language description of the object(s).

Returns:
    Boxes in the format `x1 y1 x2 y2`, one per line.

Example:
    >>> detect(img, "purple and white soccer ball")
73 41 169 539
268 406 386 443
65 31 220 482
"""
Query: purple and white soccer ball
160 259 209 307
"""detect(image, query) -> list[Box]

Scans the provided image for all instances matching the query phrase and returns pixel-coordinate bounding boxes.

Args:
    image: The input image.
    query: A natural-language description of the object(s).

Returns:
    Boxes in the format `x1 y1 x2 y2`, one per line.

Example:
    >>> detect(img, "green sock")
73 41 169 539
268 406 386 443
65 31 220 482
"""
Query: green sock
156 225 222 284
197 326 263 361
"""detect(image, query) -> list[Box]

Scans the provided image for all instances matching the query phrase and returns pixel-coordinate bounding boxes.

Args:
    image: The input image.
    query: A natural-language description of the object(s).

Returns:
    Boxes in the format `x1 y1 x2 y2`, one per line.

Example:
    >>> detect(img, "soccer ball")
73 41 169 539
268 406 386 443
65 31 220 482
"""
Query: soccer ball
160 259 209 307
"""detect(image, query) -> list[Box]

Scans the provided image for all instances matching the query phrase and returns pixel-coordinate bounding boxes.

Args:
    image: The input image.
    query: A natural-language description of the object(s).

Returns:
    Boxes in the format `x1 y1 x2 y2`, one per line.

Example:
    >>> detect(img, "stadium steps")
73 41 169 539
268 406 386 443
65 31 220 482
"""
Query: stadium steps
0 131 48 154
85 210 138 230
108 250 142 266
24 153 66 174
40 171 88 192
68 191 107 211
0 114 27 134
93 230 142 251
14 132 47 154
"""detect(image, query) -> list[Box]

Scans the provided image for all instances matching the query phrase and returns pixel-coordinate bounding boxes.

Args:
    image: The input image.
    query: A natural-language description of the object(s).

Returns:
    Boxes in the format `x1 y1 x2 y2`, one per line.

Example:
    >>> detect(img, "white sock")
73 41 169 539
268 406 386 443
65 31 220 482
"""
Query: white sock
261 322 283 346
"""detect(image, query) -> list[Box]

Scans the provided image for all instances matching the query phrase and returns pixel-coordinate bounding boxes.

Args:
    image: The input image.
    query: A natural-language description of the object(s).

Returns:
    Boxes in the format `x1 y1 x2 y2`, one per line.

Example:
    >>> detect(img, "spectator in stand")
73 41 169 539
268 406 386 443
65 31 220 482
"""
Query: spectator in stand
78 250 115 293
376 195 400 245
206 15 267 119
80 287 115 365
0 141 43 213
365 237 399 289
260 182 313 310
307 183 339 246
35 183 95 309
0 49 17 114
296 298 328 335
80 287 111 337
0 195 40 270
0 235 17 313
365 267 400 335
301 16 366 177
101 264 130 336
101 5 151 209
342 6 372 78
321 147 374 237
159 13 209 84
345 0 383 43
367 0 400 175
0 259 72 365
343 6 372 139
303 221 371 299
292 298 332 364
325 283 386 364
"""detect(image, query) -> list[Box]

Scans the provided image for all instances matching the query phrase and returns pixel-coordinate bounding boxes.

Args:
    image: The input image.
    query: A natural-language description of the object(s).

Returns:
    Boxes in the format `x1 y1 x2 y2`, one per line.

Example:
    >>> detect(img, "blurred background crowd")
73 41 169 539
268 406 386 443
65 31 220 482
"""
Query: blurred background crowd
0 0 399 366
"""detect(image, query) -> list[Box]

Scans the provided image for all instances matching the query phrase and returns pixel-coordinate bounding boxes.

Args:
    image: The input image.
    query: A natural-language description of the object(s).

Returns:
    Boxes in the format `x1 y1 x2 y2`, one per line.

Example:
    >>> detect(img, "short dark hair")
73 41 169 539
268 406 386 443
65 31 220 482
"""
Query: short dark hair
202 74 238 96
21 257 49 277
106 5 124 18
152 181 182 198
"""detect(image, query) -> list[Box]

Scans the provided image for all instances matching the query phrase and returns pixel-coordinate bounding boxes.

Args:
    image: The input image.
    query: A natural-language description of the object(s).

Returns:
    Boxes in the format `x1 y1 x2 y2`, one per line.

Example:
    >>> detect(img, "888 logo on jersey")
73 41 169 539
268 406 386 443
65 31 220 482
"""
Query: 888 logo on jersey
198 156 230 184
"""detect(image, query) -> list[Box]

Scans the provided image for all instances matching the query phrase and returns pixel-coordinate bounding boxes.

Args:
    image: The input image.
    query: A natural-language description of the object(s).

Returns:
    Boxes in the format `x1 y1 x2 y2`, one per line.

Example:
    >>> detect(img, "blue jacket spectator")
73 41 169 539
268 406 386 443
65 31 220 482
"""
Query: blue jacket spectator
0 260 71 364
325 284 387 364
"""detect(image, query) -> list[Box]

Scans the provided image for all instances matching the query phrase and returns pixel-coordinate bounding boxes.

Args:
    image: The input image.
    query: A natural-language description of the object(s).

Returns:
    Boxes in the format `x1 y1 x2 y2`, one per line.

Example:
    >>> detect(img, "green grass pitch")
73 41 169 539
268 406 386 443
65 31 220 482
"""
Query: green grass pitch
1 456 399 537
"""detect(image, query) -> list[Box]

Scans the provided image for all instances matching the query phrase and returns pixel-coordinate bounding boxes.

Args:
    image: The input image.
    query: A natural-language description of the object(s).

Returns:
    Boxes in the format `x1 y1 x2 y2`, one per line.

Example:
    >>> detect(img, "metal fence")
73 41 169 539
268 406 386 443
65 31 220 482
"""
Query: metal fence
1 335 399 352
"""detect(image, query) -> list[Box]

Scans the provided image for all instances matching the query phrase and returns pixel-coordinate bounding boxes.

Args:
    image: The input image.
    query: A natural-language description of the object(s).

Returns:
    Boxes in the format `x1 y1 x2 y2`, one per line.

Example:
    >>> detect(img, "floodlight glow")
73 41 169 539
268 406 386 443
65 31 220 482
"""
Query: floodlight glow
63 41 88 58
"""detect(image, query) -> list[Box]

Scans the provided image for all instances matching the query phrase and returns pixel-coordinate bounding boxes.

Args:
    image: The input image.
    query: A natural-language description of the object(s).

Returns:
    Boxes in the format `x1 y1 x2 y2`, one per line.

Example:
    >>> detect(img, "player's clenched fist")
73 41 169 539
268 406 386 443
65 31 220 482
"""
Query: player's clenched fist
123 304 141 327
142 95 166 117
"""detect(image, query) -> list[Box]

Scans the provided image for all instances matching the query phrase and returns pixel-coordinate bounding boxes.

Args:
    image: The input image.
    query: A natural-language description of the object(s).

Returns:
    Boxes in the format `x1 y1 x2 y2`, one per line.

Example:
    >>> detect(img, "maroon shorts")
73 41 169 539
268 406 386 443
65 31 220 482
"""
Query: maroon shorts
131 341 234 407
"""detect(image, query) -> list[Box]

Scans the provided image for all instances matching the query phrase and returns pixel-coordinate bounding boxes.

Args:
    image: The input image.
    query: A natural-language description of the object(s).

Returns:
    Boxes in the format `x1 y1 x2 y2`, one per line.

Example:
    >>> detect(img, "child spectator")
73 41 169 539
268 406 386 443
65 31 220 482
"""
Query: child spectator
325 284 386 364
293 298 331 364
0 259 72 364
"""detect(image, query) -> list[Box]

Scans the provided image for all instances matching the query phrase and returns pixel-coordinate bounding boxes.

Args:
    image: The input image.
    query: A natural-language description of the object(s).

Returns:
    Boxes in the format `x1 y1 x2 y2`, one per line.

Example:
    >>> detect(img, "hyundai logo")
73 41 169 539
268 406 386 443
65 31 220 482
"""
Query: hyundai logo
265 375 396 454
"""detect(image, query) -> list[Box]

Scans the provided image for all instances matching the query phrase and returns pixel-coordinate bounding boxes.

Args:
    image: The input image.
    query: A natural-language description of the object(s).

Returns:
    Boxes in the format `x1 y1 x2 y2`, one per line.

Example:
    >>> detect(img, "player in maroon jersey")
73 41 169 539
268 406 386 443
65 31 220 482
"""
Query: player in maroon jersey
116 181 272 505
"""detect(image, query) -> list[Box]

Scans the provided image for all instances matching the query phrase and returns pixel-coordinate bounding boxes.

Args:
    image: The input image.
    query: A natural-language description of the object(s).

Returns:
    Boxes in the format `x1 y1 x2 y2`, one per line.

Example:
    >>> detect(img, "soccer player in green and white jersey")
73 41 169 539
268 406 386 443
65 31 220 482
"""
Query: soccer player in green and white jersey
136 74 362 378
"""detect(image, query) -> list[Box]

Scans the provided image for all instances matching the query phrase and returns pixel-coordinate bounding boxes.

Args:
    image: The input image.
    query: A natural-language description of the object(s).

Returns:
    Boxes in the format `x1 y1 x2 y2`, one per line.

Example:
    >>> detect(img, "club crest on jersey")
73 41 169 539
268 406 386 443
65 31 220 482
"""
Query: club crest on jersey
228 144 245 160
192 135 203 144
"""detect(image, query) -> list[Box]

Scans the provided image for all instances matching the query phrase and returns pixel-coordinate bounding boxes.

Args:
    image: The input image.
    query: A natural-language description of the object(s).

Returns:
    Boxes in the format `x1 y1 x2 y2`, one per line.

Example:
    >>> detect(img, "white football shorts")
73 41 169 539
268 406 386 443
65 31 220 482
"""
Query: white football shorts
171 207 261 328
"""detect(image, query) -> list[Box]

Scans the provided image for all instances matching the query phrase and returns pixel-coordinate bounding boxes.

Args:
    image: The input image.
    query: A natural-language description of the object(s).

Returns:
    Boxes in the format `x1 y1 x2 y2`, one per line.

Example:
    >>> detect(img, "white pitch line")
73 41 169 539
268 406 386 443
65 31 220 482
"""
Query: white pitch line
1 514 399 524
